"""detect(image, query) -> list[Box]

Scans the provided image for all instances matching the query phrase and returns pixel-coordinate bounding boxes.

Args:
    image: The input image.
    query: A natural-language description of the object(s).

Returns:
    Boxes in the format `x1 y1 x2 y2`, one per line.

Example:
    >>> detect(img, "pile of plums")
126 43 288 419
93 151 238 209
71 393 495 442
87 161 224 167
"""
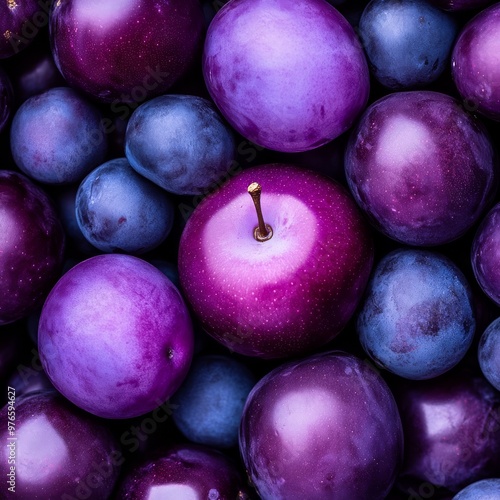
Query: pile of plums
2 0 500 498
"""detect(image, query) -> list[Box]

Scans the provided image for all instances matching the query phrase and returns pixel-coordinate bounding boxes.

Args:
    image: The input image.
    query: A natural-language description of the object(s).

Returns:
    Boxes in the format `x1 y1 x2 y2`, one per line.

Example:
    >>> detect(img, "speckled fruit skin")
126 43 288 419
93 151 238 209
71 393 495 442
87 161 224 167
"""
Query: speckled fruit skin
50 0 204 103
452 3 500 121
0 66 12 133
203 0 370 152
396 372 500 493
453 479 500 499
0 171 65 325
345 91 496 246
0 392 121 499
472 202 500 305
0 0 41 59
239 351 404 499
38 254 194 419
116 444 251 499
10 87 107 184
358 249 475 380
478 318 500 391
178 164 374 359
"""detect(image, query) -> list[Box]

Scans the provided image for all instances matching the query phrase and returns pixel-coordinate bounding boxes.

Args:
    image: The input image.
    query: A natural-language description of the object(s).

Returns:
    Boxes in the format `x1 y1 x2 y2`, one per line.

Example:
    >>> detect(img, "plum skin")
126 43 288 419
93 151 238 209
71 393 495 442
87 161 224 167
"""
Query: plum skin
38 254 194 419
0 171 65 325
239 351 403 499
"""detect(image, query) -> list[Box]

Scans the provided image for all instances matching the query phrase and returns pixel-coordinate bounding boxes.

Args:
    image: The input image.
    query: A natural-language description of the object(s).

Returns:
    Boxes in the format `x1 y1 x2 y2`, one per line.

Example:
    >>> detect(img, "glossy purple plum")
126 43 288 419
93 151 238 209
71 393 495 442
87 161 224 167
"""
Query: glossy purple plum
396 371 500 493
10 87 107 184
0 392 121 499
178 164 374 359
0 171 65 325
38 254 194 419
240 351 403 499
0 66 12 133
50 0 204 103
472 202 500 305
0 0 42 59
452 3 500 120
116 444 251 498
345 91 496 246
203 0 370 152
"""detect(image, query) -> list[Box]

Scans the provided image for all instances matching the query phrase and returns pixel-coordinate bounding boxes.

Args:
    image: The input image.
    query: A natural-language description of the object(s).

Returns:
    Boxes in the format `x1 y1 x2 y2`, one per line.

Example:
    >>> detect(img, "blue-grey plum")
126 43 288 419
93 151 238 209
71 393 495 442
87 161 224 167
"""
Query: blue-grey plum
478 318 500 391
0 66 12 133
358 249 475 379
125 94 236 195
453 479 500 499
10 87 107 184
171 355 256 449
359 0 457 89
75 158 174 254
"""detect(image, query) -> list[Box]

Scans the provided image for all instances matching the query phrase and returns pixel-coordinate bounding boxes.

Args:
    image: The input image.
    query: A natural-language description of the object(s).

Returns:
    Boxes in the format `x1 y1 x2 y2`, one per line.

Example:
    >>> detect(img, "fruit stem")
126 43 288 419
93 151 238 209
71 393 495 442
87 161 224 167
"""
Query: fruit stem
248 182 273 242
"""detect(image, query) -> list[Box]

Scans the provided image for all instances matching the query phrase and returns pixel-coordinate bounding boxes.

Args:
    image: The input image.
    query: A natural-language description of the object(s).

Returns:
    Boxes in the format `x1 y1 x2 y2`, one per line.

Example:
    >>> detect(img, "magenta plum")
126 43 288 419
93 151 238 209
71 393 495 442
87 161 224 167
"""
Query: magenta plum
203 0 370 152
178 164 374 359
0 0 41 59
396 371 500 493
38 254 194 419
472 202 500 305
0 171 65 325
0 392 121 499
116 444 251 498
345 91 496 246
239 351 403 499
50 0 204 102
452 3 500 121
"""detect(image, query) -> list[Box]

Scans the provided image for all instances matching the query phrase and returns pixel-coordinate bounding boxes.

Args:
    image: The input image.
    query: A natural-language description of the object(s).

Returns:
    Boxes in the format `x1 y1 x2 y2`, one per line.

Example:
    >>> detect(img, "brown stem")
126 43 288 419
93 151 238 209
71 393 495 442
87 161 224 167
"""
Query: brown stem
248 182 273 242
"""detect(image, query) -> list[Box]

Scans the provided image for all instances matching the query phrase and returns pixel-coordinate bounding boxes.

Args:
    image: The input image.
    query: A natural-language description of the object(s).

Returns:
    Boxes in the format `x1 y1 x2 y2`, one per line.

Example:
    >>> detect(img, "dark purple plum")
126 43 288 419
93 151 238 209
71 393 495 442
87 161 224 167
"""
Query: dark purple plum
75 158 174 254
116 443 251 498
345 91 496 246
38 254 194 419
125 94 236 195
171 355 256 449
5 44 65 103
10 87 107 184
0 171 65 325
50 0 204 103
472 202 500 305
358 249 475 379
452 3 500 120
0 66 12 133
0 392 121 499
396 371 500 494
239 351 403 499
359 0 457 89
478 318 500 391
7 367 55 397
203 0 370 152
453 479 500 499
0 0 42 59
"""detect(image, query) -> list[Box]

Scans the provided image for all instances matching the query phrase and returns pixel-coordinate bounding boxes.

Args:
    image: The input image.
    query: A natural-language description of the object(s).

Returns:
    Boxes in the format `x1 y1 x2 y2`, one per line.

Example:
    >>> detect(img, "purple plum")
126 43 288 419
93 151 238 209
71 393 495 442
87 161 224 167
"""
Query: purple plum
178 164 374 359
452 3 500 120
0 392 121 499
0 0 42 59
50 0 204 103
345 91 496 246
472 202 500 305
203 0 370 152
395 371 500 494
116 444 251 498
0 171 65 325
240 351 403 499
0 66 12 133
453 479 500 499
38 254 194 419
478 317 500 391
